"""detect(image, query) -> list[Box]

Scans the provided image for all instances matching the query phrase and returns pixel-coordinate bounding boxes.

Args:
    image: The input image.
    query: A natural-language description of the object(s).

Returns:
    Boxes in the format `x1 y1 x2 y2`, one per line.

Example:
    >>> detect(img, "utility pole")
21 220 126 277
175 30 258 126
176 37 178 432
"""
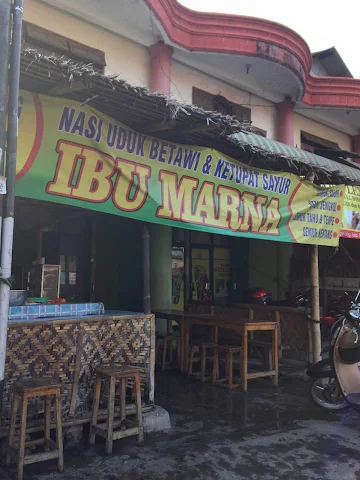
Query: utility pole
0 0 12 241
0 0 23 414
0 0 13 414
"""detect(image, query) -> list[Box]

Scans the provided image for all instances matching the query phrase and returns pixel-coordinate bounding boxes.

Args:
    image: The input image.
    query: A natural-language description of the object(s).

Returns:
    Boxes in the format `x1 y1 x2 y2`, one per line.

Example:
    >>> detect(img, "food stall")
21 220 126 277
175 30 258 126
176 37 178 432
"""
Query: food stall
0 200 155 435
1 310 154 434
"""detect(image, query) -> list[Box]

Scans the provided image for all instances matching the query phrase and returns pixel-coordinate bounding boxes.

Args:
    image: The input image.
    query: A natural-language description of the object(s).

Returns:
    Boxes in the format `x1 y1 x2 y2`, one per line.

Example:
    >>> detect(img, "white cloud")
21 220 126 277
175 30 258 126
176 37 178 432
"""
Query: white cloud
179 0 360 78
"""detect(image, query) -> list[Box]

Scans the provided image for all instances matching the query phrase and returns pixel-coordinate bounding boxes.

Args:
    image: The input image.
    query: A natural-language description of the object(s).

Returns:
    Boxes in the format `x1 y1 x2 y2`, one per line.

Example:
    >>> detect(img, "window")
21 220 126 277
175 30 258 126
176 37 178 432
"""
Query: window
22 22 106 72
301 131 340 154
193 87 251 123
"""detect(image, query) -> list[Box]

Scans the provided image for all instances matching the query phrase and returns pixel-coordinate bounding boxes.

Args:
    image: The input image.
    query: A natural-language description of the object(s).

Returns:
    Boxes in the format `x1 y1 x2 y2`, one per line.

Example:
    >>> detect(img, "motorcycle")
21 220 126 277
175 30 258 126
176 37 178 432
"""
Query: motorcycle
320 291 353 338
242 287 309 308
307 290 360 412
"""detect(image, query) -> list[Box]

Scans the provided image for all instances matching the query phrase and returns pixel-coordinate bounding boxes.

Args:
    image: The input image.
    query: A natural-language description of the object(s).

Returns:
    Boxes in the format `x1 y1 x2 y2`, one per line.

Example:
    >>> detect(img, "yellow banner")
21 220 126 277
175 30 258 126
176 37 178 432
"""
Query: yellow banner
16 90 345 246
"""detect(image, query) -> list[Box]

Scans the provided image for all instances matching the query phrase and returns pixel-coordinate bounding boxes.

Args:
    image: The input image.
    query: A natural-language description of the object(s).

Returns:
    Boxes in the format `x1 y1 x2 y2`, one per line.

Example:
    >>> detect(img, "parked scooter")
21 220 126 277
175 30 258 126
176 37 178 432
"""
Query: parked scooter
307 290 360 412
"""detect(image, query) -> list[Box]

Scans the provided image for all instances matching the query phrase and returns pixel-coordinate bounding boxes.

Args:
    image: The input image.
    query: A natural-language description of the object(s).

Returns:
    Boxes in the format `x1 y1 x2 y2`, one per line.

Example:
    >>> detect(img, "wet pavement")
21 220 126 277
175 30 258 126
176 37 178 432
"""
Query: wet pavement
2 368 360 479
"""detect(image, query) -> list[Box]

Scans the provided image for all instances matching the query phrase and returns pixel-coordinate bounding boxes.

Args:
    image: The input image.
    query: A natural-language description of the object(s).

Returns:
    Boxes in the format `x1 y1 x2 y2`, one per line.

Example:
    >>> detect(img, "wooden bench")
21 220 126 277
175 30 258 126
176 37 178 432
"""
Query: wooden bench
188 340 217 381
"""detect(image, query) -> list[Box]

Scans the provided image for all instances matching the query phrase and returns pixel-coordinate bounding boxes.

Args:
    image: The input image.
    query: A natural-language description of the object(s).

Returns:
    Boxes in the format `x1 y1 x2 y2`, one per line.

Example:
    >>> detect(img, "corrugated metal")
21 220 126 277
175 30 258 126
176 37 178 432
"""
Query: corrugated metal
232 132 360 183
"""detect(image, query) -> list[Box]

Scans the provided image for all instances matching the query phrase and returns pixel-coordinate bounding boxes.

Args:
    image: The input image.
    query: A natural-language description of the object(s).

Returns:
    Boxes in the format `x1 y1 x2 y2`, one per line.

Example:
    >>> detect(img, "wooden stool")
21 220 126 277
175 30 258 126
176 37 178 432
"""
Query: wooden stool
89 366 144 454
156 334 180 371
188 341 217 381
6 379 63 480
212 345 242 390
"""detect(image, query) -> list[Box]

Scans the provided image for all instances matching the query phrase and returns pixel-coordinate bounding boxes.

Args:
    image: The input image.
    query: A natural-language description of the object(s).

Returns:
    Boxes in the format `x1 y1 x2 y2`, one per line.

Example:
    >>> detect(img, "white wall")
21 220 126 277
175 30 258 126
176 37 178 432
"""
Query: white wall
294 113 352 150
24 0 150 85
170 60 278 140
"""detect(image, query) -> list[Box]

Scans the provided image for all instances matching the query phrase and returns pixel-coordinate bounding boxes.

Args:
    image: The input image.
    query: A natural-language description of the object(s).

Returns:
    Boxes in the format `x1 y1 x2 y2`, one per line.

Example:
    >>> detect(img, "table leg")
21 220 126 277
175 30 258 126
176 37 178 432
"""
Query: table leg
241 327 248 392
272 326 279 386
6 392 19 466
44 395 51 452
213 326 219 344
106 376 115 455
120 378 126 430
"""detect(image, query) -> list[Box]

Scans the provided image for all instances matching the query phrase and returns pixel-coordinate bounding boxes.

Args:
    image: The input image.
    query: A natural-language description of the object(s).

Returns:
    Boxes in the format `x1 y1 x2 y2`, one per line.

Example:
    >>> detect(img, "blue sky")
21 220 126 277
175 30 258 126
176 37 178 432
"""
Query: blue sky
179 0 360 78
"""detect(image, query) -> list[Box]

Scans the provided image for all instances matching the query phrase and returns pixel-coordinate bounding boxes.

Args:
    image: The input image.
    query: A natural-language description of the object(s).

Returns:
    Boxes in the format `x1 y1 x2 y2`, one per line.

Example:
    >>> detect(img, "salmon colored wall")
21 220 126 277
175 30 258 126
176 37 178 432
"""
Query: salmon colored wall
24 0 150 84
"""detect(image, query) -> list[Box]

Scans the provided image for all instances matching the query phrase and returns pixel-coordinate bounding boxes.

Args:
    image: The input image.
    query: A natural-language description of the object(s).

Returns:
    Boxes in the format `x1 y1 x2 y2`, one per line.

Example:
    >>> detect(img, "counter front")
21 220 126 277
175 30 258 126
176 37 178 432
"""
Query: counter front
2 311 155 429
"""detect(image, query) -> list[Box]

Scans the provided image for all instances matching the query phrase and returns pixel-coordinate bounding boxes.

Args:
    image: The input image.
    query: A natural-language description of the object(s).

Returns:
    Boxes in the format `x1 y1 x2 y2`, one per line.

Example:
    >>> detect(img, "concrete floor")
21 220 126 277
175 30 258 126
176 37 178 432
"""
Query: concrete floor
2 368 360 480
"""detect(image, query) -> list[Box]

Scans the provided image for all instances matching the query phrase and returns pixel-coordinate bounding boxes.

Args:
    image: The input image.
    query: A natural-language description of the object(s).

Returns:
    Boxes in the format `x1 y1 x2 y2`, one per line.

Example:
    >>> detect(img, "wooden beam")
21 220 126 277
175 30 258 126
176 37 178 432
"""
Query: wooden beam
132 120 177 134
169 123 220 136
133 120 220 136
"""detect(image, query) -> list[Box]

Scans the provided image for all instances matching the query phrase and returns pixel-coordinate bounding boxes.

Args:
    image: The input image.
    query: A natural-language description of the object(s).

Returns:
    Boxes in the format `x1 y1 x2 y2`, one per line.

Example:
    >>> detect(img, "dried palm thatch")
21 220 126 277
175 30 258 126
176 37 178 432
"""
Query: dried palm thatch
20 49 360 184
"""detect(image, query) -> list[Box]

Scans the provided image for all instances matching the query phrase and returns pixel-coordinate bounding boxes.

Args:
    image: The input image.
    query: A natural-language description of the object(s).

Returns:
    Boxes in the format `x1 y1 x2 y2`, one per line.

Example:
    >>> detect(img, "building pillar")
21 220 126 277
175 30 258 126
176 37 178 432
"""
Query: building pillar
275 99 296 299
276 99 295 146
150 224 172 331
352 133 360 163
147 43 173 323
148 43 173 95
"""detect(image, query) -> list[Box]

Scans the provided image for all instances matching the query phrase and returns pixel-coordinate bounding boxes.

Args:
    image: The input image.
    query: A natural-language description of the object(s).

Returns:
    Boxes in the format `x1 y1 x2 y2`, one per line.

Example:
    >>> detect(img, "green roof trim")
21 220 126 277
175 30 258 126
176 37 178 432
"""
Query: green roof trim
232 132 360 184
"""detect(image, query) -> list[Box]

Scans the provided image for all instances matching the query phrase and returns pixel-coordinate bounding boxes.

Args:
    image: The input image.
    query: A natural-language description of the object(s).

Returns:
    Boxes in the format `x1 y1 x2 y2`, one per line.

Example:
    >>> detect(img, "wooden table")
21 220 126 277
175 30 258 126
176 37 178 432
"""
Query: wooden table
154 310 279 392
184 314 278 392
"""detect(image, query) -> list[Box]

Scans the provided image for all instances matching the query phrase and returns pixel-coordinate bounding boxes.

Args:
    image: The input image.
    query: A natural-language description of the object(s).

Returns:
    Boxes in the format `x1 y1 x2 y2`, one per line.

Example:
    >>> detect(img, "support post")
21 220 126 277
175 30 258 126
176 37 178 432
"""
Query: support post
143 224 151 314
90 218 96 302
0 0 23 414
276 98 295 146
352 134 360 163
148 43 173 95
310 244 321 363
306 173 321 363
184 230 190 309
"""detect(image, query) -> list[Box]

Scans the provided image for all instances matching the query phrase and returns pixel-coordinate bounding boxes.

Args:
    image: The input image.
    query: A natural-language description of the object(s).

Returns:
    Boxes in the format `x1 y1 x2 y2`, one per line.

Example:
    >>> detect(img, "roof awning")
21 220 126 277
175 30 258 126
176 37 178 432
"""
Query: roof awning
19 49 360 185
231 132 360 185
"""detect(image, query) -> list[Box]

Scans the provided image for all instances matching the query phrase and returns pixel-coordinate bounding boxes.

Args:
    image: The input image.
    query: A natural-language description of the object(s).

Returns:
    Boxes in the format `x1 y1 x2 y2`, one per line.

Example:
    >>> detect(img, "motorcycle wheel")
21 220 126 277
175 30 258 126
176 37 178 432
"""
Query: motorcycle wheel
307 377 347 411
